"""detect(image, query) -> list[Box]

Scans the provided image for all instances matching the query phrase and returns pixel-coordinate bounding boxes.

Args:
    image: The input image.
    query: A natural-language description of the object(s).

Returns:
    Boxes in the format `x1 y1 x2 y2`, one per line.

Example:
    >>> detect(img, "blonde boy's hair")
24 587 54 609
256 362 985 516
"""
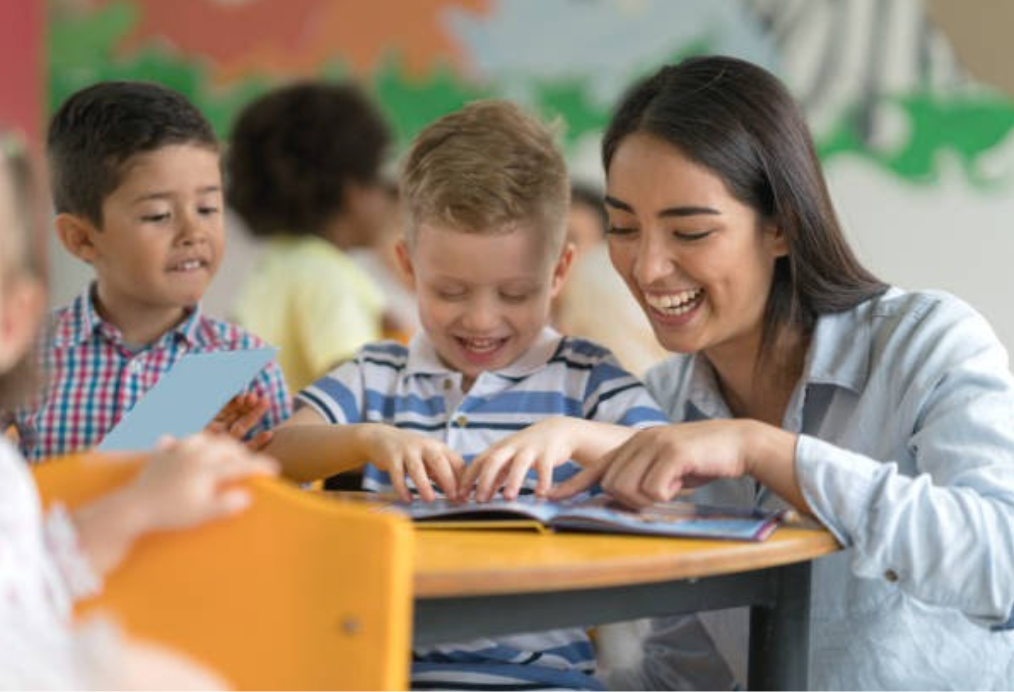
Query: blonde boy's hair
400 100 570 255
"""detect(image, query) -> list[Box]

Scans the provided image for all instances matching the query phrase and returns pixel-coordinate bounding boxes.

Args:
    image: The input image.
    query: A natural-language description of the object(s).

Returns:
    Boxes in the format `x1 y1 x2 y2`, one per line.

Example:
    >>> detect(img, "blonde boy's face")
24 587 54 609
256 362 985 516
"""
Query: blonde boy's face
68 144 224 329
399 222 572 388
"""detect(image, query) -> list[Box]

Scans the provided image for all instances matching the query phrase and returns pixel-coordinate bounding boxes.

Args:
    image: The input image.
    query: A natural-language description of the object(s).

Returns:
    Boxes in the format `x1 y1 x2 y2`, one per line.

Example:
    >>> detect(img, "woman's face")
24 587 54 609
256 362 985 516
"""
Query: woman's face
604 132 787 363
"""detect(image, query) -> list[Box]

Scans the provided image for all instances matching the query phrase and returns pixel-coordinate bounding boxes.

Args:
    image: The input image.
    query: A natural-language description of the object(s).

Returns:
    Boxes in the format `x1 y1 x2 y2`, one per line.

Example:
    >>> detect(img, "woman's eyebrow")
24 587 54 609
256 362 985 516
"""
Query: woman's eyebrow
604 195 719 217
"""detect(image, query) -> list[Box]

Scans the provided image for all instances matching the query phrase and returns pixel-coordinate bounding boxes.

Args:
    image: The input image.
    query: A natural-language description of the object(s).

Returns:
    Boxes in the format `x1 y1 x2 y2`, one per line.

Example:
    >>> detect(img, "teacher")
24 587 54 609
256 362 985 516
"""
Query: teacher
556 55 1014 689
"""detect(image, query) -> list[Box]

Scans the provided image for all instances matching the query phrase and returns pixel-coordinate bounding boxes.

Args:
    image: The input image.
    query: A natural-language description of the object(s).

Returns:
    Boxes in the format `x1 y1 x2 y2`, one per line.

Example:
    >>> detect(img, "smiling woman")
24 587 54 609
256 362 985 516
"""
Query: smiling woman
553 55 1014 690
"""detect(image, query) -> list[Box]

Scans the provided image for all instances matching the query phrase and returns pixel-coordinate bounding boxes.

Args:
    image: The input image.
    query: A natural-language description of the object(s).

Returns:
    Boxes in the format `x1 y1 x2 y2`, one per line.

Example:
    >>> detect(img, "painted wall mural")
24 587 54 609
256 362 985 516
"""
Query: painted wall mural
46 0 1014 354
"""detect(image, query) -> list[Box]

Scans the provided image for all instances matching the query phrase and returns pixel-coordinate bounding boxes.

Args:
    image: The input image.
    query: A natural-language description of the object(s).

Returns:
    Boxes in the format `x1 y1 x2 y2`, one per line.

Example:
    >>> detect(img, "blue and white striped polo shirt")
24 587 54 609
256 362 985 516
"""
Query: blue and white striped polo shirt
298 327 667 690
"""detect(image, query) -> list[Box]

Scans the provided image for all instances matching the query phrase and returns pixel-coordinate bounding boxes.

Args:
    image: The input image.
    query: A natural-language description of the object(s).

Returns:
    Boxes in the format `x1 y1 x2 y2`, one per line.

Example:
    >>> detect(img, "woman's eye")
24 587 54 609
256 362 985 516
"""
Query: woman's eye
198 206 220 216
673 230 713 241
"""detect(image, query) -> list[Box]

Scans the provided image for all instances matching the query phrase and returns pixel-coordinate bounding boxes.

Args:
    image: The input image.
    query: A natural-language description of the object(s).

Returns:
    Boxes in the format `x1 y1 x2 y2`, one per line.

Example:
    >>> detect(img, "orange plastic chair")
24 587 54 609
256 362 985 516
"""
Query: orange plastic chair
33 453 413 690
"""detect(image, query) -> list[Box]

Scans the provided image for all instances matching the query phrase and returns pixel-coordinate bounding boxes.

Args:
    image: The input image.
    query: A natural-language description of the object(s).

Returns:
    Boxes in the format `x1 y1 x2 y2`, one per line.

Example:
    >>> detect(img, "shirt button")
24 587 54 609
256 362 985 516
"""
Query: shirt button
455 414 468 428
884 569 899 583
129 360 142 373
443 379 453 391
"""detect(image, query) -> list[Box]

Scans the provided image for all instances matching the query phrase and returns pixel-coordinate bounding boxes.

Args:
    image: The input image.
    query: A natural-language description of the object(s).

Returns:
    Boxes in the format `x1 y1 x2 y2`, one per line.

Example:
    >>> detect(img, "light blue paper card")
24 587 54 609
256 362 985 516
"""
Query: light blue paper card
98 347 278 452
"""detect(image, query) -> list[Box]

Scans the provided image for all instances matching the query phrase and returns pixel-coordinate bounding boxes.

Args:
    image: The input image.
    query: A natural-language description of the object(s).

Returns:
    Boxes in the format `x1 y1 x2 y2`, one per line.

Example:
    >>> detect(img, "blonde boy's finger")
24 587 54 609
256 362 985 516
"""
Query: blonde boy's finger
387 460 411 503
458 453 483 495
404 455 435 503
533 458 558 497
502 449 537 501
475 452 510 503
424 448 458 499
447 450 467 479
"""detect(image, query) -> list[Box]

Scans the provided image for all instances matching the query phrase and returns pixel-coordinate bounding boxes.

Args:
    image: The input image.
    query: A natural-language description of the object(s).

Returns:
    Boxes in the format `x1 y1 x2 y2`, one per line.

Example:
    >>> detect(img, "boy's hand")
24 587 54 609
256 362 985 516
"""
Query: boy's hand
460 417 581 502
361 424 465 502
127 433 279 533
207 392 272 450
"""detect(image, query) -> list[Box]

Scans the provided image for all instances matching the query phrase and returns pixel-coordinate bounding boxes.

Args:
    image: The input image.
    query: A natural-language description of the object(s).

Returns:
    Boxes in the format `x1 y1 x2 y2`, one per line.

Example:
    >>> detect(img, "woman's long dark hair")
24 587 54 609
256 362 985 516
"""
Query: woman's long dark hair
603 55 888 357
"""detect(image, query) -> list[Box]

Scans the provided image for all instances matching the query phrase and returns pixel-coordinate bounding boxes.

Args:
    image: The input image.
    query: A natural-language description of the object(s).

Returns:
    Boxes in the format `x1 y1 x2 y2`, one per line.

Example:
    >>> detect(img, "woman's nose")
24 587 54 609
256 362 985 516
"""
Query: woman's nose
632 229 674 286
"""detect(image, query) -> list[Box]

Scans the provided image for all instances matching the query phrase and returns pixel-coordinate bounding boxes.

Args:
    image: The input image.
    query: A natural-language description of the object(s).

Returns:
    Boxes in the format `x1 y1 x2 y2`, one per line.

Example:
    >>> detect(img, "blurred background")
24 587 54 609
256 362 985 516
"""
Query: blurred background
4 0 1014 358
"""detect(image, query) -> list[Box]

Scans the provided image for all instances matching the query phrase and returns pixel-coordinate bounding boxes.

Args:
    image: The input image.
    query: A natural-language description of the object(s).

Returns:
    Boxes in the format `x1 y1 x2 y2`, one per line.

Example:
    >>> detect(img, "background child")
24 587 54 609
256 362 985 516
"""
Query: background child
13 80 290 461
266 99 671 689
0 127 277 689
226 81 395 392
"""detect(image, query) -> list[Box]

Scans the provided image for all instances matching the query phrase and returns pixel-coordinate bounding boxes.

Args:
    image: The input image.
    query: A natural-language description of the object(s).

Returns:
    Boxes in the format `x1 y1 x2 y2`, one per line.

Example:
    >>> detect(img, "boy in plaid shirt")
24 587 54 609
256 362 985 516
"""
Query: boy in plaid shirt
14 81 290 460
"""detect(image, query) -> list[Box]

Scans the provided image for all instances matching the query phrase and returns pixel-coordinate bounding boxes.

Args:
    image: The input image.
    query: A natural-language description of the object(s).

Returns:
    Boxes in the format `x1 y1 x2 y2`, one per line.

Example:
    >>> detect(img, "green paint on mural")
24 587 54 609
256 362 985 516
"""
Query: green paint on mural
49 0 278 137
534 79 609 146
818 91 1014 187
49 5 1014 187
372 54 491 150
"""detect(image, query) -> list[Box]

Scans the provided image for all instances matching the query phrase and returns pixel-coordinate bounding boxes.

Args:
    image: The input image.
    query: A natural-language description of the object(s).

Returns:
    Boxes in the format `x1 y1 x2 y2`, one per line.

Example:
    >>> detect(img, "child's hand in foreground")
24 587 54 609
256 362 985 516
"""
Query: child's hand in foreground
73 433 278 576
127 433 279 532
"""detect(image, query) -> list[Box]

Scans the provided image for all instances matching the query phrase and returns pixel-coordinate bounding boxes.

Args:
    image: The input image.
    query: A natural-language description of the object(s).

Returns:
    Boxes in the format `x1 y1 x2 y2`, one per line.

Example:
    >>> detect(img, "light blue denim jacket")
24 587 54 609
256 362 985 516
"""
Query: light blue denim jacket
634 288 1014 690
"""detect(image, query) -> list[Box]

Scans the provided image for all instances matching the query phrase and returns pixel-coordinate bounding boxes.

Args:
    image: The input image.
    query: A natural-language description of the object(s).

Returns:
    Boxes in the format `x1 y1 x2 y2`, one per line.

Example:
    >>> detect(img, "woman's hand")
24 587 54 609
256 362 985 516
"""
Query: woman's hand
552 419 804 510
360 424 465 502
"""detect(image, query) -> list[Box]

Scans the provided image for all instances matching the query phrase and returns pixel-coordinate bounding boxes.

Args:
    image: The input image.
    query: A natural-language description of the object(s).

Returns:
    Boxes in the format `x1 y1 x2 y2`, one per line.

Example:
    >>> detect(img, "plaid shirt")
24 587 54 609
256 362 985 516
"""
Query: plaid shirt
15 285 291 461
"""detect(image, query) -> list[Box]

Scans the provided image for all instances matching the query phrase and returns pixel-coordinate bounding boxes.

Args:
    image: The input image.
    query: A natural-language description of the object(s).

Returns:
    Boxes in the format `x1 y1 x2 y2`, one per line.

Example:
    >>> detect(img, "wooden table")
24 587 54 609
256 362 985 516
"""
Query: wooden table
412 526 839 690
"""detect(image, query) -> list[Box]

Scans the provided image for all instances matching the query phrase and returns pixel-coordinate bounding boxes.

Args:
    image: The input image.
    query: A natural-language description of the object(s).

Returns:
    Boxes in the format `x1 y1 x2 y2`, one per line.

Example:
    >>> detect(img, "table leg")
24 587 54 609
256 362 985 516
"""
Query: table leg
748 561 812 690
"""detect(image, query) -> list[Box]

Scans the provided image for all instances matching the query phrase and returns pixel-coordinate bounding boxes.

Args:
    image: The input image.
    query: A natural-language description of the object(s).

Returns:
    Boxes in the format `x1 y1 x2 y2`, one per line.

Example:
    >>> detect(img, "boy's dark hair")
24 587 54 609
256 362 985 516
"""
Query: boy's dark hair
225 81 392 238
47 80 218 226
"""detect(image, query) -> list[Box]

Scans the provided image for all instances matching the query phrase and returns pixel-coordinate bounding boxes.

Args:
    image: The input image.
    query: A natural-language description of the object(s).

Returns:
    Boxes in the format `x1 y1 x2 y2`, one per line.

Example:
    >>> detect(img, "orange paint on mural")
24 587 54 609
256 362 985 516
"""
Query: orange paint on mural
97 0 491 83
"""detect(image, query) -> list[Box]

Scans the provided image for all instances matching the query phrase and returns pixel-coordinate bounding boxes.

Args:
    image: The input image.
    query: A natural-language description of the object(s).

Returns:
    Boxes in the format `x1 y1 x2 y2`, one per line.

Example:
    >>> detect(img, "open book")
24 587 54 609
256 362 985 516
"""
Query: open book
394 495 787 541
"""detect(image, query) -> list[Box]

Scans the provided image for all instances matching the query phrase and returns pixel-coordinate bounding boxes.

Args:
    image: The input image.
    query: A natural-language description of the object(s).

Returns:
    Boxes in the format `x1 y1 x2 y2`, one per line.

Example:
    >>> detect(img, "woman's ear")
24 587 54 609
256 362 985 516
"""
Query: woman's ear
54 213 99 264
765 223 789 259
549 242 576 298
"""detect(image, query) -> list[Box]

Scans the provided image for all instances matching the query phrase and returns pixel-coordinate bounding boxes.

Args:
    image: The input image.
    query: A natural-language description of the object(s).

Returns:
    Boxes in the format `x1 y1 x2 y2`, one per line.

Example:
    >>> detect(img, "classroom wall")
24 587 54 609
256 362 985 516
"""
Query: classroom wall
43 0 1014 361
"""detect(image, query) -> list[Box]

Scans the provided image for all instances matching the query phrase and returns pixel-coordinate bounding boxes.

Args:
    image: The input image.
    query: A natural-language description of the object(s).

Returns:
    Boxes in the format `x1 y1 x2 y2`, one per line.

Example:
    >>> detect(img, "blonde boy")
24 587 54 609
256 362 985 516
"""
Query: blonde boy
267 100 667 689
15 81 290 460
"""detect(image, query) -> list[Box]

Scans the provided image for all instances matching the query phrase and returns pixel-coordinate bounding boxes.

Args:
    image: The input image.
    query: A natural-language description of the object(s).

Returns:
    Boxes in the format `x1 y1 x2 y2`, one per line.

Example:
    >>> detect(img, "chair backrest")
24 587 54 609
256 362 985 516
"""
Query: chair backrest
33 453 413 690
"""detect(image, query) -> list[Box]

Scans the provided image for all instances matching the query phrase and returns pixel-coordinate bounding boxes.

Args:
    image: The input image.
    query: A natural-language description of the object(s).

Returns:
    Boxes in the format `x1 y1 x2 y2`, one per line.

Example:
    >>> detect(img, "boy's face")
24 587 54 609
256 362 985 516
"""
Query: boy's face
63 144 224 329
398 222 572 388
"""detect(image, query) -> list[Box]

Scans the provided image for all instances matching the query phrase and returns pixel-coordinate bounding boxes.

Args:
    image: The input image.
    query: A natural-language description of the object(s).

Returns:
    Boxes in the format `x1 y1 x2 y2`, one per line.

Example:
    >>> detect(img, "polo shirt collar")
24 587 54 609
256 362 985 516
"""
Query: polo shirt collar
59 282 203 349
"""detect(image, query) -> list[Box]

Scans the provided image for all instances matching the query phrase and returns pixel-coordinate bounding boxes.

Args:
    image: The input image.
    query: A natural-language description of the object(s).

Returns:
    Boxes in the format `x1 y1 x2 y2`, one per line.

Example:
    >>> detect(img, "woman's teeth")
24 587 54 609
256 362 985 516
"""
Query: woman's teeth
645 288 703 315
173 259 204 271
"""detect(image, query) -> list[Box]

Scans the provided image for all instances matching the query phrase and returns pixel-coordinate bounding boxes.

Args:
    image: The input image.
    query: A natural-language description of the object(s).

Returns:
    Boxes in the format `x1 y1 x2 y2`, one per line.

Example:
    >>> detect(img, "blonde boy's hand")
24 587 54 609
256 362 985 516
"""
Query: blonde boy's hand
360 424 465 503
461 417 583 502
126 432 279 533
207 392 272 451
